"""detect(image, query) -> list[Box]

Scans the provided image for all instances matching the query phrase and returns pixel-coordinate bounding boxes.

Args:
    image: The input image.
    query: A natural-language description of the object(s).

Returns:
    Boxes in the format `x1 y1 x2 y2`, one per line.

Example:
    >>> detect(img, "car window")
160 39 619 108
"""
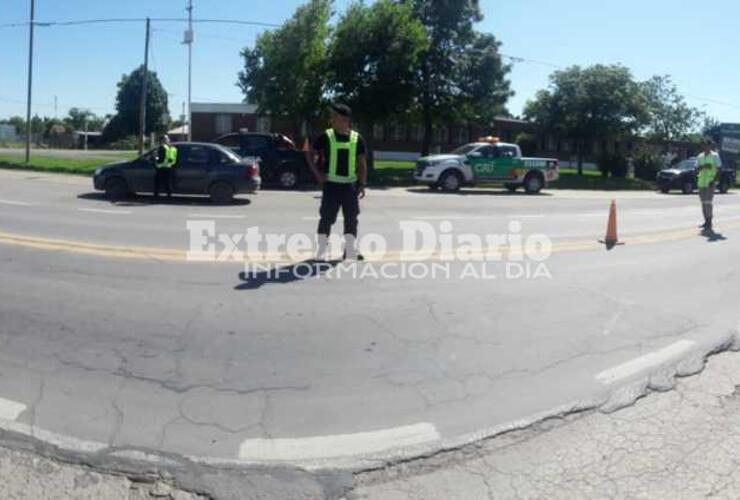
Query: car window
216 134 240 148
181 146 211 165
451 144 478 155
244 135 271 150
213 145 241 164
495 146 518 158
477 145 496 157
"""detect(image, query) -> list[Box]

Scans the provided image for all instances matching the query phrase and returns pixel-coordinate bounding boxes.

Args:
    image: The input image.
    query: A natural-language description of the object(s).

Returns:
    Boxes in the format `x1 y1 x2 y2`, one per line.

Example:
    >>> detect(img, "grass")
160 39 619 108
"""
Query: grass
0 152 134 175
0 153 659 191
371 160 656 190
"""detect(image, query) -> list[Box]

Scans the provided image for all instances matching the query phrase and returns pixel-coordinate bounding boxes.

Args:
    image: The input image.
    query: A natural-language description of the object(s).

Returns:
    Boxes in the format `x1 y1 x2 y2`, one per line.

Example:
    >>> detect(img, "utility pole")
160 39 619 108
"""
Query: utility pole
24 0 35 163
185 0 194 141
138 17 150 155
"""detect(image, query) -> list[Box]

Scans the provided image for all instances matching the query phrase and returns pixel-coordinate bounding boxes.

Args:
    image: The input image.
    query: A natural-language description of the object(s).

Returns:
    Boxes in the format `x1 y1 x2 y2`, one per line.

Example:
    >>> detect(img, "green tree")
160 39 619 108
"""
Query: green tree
66 108 105 132
456 32 513 126
327 0 428 124
524 64 648 175
641 75 701 141
103 66 170 142
702 116 722 144
404 0 511 154
237 0 331 137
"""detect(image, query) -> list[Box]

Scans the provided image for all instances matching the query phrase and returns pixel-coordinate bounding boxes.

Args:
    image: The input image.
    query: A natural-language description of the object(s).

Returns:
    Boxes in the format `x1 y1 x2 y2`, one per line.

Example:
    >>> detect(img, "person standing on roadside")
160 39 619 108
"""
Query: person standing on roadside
306 103 368 260
154 134 177 200
696 139 721 234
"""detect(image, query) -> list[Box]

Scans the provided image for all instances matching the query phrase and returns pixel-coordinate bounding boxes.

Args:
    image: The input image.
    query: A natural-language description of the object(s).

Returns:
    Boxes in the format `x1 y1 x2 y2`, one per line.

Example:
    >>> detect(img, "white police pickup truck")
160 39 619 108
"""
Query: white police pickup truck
414 138 559 193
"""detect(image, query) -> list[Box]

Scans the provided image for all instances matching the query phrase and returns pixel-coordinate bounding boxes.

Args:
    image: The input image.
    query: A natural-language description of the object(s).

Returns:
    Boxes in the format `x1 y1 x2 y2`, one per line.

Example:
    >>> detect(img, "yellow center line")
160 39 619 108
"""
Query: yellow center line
1 220 739 264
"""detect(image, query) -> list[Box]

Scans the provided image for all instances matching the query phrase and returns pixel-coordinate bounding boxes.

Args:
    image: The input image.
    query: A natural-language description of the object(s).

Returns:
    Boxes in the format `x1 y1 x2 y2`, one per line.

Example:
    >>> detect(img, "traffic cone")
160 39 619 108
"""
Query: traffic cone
601 200 620 250
302 138 310 152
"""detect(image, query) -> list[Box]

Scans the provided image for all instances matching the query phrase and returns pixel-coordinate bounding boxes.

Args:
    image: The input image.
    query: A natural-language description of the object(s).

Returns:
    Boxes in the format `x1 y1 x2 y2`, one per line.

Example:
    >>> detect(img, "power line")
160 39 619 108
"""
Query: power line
0 17 280 29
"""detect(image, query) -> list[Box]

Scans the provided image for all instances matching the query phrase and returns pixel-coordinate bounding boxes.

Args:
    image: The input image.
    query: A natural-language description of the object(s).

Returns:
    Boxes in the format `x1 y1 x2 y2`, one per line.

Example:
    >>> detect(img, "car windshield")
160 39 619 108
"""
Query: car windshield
450 144 479 155
679 161 696 171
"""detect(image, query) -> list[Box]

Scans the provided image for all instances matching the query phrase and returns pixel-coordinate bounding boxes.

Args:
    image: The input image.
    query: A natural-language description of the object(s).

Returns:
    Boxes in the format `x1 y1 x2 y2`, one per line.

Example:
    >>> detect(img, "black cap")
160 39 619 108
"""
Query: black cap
330 103 352 118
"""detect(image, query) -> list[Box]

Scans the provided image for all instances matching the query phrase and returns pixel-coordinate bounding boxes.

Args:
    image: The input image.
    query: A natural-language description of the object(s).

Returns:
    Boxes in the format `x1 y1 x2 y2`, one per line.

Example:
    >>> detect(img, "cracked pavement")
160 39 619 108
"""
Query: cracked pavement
352 349 740 500
1 170 740 496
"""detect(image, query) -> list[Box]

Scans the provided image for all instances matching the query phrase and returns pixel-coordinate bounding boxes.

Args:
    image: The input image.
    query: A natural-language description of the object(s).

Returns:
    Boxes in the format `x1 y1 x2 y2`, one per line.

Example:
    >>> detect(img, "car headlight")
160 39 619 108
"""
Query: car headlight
94 167 103 176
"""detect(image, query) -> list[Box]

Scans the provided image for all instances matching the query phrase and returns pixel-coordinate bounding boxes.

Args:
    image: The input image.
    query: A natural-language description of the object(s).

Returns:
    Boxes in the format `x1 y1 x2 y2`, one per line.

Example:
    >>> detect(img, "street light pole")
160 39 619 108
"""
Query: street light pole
186 0 193 142
138 17 150 155
24 0 35 163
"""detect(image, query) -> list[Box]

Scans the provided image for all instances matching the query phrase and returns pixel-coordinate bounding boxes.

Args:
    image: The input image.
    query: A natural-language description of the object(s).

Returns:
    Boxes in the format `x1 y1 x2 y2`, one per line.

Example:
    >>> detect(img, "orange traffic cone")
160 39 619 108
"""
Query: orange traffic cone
601 200 620 250
302 138 310 152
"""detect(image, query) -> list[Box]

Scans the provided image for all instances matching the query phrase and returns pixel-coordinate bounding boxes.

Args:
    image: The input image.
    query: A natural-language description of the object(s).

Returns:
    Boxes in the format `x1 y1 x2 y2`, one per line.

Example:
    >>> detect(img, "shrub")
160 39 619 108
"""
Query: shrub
633 150 663 181
598 152 627 178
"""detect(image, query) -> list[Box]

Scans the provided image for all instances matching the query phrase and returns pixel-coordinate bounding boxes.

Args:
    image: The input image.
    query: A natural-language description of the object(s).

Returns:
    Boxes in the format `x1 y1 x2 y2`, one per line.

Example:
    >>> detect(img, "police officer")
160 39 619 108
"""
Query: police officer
307 103 368 260
154 134 177 200
696 139 721 234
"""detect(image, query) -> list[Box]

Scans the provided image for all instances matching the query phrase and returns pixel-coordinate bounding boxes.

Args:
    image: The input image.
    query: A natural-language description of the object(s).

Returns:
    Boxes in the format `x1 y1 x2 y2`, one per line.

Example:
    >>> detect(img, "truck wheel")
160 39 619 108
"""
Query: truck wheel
719 179 730 194
428 183 440 191
505 184 518 193
523 172 544 194
209 181 234 204
681 181 693 194
278 167 298 190
105 177 130 201
439 170 462 193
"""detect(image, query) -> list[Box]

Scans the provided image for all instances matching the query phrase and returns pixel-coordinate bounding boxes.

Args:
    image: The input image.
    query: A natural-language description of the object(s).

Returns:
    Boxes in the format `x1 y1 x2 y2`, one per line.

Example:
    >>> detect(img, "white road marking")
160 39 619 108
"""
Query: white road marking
78 208 131 215
0 397 26 421
239 422 440 461
595 340 696 385
188 214 245 219
302 215 344 221
0 199 32 207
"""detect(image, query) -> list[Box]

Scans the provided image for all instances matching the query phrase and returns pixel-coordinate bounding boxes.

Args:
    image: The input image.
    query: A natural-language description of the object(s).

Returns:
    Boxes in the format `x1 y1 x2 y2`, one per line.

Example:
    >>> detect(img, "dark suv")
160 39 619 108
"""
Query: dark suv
656 157 736 194
213 132 312 189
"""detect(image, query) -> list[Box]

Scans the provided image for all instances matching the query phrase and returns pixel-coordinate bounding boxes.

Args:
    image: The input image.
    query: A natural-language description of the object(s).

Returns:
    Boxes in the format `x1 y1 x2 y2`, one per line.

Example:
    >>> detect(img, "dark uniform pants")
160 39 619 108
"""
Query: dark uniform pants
318 182 360 236
154 167 172 197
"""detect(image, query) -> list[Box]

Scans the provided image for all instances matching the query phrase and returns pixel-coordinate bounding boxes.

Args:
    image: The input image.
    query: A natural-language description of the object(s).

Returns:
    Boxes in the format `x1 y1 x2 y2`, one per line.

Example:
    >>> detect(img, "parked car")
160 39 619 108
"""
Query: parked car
213 132 312 189
656 157 736 194
414 138 559 193
93 142 261 203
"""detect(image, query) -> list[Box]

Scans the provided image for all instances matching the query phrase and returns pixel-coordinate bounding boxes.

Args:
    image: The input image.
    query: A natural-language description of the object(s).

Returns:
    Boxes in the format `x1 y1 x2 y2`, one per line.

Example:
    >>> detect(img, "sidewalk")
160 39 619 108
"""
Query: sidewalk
0 446 204 500
351 349 740 500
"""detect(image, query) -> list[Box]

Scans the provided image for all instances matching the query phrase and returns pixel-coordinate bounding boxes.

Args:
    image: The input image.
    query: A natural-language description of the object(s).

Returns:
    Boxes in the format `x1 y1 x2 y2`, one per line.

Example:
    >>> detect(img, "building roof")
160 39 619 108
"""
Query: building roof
191 102 257 114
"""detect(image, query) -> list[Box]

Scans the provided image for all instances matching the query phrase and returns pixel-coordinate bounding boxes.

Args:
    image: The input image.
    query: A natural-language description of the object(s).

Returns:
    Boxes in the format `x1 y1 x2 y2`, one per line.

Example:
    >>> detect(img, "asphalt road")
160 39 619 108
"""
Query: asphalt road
0 169 739 489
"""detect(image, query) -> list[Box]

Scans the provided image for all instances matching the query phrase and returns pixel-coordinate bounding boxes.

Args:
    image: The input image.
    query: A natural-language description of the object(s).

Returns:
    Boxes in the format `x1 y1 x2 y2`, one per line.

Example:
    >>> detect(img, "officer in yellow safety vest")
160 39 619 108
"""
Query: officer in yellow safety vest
154 134 177 200
307 103 368 261
696 139 721 234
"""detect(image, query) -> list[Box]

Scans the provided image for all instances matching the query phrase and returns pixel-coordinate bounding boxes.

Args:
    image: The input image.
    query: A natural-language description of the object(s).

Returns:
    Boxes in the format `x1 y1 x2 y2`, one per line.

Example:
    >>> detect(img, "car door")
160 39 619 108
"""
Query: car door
467 145 497 180
126 150 157 193
492 145 521 179
173 145 212 194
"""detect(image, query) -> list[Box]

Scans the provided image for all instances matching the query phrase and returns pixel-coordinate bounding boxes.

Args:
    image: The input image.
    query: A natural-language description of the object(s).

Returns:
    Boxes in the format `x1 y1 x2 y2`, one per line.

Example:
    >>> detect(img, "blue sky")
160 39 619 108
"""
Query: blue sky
1 0 739 123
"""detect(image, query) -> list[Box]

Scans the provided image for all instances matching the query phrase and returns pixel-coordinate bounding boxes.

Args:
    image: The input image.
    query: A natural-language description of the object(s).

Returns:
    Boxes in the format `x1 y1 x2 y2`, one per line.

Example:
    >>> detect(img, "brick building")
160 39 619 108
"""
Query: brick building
189 102 697 163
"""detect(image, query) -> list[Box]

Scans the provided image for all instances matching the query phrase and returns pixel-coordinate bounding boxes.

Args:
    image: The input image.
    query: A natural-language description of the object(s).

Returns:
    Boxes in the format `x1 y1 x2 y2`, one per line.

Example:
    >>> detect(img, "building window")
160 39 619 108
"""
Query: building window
373 124 384 141
215 114 231 135
456 126 469 145
434 126 449 144
256 116 271 133
411 124 424 142
391 124 406 142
